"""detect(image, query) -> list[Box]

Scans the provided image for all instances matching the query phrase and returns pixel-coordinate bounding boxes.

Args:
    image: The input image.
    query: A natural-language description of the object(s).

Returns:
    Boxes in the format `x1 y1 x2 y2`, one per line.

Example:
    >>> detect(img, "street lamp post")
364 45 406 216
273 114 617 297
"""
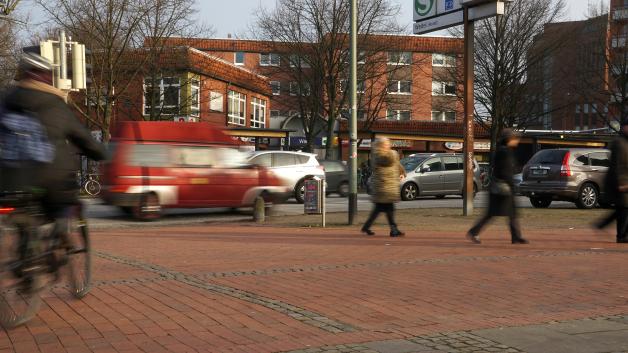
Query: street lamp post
348 0 358 225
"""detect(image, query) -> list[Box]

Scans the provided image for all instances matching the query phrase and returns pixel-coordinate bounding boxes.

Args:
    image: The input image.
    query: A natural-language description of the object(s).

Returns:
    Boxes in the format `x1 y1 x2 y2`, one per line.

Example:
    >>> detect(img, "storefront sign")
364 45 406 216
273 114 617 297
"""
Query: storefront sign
444 141 491 151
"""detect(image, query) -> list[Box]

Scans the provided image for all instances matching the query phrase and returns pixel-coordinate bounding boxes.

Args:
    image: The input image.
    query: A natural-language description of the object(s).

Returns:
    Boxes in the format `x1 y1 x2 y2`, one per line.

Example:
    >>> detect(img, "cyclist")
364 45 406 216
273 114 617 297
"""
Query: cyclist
1 52 106 238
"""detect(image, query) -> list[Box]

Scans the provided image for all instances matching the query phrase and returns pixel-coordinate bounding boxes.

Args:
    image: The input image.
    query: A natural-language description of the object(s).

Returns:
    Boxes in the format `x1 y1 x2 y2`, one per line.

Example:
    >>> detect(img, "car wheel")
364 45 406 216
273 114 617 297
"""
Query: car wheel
338 181 349 197
295 180 305 204
576 183 598 209
530 196 552 208
401 183 418 201
132 193 162 221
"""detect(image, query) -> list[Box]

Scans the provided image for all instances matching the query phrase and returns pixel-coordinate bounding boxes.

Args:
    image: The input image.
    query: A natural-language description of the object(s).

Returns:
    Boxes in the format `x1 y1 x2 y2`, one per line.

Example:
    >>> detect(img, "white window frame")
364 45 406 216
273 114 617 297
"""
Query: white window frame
270 81 281 95
227 90 246 126
387 80 412 95
432 53 456 67
210 91 223 112
387 110 411 121
260 53 281 67
251 97 266 128
431 111 456 122
387 51 412 65
190 79 200 116
339 79 365 93
432 81 456 96
143 76 181 116
234 52 245 66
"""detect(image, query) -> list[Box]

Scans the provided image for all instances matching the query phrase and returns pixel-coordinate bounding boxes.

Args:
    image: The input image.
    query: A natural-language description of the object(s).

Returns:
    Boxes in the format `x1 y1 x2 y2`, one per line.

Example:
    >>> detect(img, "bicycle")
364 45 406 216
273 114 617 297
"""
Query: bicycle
83 174 101 196
0 192 91 328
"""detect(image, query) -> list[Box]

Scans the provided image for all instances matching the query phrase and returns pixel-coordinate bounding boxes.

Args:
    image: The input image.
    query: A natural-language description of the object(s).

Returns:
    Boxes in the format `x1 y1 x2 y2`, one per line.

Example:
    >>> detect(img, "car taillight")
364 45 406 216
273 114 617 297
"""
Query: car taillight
0 207 15 215
560 152 572 177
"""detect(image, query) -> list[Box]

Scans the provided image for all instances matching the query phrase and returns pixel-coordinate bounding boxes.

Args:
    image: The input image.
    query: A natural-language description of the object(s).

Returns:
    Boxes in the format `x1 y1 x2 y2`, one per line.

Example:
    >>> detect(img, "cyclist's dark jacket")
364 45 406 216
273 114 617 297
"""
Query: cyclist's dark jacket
1 79 106 206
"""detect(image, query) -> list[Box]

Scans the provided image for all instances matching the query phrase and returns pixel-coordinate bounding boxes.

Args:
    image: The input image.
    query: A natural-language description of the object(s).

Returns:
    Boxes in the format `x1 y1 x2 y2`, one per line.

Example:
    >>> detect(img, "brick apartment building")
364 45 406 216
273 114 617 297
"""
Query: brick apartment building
528 0 627 131
87 47 272 131
159 35 465 150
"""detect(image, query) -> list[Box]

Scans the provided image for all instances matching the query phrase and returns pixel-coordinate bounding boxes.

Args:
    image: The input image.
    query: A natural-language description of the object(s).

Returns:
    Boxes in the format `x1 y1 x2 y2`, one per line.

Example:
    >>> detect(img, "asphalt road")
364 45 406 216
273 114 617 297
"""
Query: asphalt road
84 192 577 229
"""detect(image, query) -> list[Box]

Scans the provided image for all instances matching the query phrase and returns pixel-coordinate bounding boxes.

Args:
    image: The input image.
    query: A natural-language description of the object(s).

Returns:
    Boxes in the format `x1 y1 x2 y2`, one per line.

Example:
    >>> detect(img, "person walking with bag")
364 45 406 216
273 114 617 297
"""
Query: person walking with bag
361 138 406 237
466 129 528 244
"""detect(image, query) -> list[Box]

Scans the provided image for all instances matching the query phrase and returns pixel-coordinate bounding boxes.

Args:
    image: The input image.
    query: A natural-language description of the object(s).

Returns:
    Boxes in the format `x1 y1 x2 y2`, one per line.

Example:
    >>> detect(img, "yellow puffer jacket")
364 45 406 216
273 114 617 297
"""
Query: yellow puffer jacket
371 149 405 204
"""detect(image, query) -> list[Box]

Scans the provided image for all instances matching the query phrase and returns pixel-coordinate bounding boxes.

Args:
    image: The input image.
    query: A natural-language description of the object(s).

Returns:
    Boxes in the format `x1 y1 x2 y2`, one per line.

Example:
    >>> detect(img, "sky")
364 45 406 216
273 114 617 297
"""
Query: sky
199 0 597 38
16 0 598 39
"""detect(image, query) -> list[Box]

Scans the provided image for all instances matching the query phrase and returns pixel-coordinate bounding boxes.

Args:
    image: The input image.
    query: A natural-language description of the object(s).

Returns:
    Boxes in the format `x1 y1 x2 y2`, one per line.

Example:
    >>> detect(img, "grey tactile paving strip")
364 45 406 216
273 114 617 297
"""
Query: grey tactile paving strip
94 251 358 333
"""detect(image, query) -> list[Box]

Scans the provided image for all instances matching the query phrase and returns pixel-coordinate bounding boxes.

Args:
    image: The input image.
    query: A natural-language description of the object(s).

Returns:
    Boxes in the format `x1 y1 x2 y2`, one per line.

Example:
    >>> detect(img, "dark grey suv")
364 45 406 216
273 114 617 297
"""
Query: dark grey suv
519 148 610 209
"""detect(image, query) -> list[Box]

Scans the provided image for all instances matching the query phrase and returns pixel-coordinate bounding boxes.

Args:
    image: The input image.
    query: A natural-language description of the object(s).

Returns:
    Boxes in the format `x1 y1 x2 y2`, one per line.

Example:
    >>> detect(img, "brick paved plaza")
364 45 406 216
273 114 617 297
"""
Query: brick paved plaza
2 220 628 353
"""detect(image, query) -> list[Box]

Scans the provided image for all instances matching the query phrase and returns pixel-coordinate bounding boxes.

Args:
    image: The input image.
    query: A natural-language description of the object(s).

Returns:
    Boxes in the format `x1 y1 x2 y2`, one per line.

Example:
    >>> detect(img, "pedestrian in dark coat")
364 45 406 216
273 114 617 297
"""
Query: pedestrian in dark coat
597 120 628 243
361 138 406 237
466 129 528 244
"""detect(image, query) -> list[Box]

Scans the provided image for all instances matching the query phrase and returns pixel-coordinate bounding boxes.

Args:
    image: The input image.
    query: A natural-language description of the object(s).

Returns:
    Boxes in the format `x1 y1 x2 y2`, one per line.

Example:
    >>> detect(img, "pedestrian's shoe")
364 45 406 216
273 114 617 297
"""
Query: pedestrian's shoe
512 237 529 244
390 227 405 237
617 238 628 243
361 228 375 236
466 232 481 244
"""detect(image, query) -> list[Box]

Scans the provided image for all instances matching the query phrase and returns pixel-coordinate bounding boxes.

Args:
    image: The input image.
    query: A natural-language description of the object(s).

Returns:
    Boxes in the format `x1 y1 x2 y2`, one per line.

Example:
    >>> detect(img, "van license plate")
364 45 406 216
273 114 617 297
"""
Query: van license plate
532 169 548 176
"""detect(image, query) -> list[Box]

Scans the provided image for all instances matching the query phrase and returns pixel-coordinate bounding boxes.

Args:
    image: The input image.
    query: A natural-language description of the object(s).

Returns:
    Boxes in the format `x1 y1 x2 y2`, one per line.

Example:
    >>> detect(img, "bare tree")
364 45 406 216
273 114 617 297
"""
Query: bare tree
450 0 567 161
255 0 402 156
0 20 20 91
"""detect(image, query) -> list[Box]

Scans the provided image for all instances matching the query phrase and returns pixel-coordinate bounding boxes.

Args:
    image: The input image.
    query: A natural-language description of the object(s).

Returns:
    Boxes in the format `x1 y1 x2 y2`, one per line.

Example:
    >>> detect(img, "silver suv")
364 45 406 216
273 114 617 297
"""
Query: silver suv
400 153 480 200
248 151 325 203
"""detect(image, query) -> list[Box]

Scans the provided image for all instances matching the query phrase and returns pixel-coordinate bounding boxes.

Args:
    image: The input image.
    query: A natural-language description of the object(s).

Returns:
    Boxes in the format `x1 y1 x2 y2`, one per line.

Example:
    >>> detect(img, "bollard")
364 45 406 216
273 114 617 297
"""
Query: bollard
253 196 265 223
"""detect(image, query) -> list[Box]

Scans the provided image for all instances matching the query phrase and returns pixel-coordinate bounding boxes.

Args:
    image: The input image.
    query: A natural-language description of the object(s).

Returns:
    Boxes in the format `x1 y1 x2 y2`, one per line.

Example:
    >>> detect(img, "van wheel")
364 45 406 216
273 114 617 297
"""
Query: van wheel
576 183 598 209
530 196 552 208
401 183 418 201
295 180 305 204
133 193 162 221
338 181 349 197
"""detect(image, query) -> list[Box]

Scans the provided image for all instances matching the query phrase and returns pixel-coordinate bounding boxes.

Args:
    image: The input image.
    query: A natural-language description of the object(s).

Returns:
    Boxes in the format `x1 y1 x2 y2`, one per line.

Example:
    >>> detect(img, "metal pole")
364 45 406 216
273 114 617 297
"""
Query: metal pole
462 7 475 216
348 0 358 224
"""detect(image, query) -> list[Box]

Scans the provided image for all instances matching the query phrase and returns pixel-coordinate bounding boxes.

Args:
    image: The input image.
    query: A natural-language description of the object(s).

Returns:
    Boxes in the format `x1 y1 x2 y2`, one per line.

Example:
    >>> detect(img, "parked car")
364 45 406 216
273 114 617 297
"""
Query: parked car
519 148 610 209
399 153 481 200
102 122 291 220
318 159 349 197
247 151 325 203
513 173 523 195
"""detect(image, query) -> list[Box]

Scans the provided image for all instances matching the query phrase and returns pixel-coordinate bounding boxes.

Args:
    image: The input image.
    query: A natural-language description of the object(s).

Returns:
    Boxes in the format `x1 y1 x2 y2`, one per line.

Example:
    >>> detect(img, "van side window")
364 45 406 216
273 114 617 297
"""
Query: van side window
174 147 213 167
296 155 309 164
590 152 610 168
128 144 170 167
443 156 460 170
250 154 271 167
424 158 443 172
273 153 296 167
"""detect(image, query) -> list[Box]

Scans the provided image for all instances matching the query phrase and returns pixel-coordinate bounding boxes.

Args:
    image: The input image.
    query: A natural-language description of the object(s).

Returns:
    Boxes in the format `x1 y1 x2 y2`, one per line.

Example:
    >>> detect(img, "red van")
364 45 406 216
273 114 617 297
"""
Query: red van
102 121 290 220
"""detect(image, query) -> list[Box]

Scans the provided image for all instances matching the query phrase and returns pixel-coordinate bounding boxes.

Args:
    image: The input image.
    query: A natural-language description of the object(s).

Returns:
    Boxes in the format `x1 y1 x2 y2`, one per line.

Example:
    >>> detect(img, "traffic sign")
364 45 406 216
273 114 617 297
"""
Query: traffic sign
413 1 504 34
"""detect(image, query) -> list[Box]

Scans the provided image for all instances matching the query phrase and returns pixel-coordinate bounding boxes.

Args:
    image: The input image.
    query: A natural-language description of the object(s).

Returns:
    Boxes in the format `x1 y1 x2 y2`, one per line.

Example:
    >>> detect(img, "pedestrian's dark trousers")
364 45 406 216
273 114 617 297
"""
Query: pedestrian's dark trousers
468 213 522 241
616 207 628 241
363 203 396 229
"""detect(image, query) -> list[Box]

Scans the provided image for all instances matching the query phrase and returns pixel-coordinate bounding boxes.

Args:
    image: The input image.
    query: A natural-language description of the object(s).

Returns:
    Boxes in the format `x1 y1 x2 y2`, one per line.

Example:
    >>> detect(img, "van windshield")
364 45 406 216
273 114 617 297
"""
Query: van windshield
400 157 427 172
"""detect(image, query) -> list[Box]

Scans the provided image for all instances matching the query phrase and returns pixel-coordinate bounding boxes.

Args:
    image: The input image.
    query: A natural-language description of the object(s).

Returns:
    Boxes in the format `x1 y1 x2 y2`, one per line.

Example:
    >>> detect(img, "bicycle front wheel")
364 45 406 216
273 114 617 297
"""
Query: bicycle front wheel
66 206 91 299
0 219 43 328
84 180 101 196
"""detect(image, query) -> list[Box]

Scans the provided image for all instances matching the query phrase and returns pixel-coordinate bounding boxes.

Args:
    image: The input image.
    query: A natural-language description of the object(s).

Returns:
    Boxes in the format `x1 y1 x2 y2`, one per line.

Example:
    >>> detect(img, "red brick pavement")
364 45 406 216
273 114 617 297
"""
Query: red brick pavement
1 224 627 352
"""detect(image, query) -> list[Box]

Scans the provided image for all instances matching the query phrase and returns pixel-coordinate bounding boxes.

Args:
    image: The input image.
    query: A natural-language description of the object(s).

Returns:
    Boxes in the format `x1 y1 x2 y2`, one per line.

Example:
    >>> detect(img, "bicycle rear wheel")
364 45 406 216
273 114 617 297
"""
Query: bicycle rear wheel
84 180 101 196
0 219 43 328
66 206 91 298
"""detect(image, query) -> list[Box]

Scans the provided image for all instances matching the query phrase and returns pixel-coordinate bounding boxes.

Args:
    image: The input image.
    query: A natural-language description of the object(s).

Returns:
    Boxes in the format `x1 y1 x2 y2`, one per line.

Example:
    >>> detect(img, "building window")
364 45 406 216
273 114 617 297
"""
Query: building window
210 91 223 112
270 110 281 118
143 76 180 115
432 81 456 96
388 51 412 65
234 52 245 65
260 53 281 66
387 110 411 121
340 108 367 120
339 79 365 93
387 80 412 94
227 90 246 126
251 97 266 128
270 81 281 95
431 111 456 122
289 82 298 96
289 54 311 68
432 53 456 67
190 79 200 116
